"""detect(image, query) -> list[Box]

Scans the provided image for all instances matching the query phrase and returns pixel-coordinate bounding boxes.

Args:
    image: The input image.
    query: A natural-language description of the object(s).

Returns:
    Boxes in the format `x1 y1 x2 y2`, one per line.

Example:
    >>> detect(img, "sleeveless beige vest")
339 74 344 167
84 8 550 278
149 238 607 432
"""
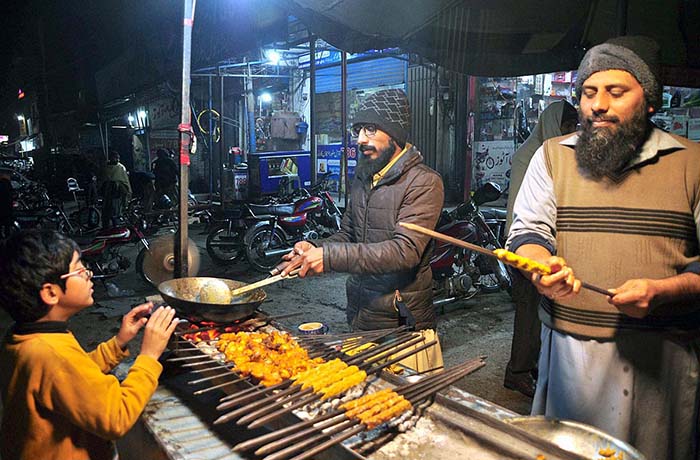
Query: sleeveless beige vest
541 132 700 339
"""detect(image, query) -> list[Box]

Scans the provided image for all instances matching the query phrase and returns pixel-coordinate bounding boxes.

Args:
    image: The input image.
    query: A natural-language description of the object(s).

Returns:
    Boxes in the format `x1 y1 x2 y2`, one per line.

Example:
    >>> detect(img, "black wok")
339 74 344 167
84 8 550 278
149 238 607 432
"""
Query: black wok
158 277 266 323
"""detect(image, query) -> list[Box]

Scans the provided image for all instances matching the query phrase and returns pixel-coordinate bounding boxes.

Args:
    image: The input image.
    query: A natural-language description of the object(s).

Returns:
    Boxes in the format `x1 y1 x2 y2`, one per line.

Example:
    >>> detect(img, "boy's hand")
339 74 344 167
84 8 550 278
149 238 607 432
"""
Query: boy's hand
140 306 179 360
116 302 153 349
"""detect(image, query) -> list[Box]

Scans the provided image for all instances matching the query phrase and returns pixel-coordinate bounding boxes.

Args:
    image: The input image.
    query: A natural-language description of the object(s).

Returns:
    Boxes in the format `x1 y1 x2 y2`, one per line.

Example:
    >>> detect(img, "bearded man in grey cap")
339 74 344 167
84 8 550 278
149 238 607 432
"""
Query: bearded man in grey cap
507 36 700 459
283 88 445 373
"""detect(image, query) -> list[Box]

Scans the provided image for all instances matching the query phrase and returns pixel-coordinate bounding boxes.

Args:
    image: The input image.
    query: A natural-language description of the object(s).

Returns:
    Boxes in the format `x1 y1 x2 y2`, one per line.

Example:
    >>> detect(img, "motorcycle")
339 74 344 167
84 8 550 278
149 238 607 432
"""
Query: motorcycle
205 202 257 264
79 221 152 282
430 182 511 306
242 172 342 272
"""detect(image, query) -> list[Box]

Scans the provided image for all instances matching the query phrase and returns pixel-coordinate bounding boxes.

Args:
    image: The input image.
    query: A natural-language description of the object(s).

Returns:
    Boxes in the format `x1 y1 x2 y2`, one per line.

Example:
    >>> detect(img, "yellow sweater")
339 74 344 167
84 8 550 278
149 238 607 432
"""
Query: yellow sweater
0 330 162 460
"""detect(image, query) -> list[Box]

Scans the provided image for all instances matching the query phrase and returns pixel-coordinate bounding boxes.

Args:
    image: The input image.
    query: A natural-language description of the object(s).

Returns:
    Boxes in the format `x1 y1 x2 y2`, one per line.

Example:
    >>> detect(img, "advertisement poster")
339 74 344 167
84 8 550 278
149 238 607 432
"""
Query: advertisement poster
317 143 358 191
473 140 514 191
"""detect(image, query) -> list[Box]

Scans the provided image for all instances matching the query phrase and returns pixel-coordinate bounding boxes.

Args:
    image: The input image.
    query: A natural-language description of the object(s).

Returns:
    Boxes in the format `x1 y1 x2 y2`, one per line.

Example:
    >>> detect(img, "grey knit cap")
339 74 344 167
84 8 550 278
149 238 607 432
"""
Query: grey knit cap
576 36 662 111
352 89 411 146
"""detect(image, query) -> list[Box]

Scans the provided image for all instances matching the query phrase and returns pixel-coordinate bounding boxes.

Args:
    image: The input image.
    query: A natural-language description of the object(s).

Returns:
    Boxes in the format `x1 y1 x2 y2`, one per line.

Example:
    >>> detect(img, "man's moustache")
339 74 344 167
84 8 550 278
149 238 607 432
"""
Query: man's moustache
359 146 376 153
589 116 619 123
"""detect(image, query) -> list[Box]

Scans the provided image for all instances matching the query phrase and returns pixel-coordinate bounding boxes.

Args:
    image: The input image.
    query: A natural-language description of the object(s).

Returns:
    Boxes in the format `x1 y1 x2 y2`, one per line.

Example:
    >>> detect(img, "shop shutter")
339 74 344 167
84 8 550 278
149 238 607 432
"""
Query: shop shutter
315 57 406 93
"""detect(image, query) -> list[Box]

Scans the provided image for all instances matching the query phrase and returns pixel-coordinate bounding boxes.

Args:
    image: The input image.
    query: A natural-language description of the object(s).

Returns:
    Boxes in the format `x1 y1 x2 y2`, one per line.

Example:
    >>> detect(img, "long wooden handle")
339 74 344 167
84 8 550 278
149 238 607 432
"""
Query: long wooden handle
400 222 612 297
229 269 300 298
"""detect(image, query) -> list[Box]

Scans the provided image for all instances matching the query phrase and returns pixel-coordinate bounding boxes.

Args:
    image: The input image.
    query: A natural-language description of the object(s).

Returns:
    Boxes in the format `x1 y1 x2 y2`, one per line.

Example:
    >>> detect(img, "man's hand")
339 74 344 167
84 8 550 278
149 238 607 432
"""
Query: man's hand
140 306 179 360
116 302 153 349
531 256 581 300
607 279 658 318
281 241 324 278
282 241 316 262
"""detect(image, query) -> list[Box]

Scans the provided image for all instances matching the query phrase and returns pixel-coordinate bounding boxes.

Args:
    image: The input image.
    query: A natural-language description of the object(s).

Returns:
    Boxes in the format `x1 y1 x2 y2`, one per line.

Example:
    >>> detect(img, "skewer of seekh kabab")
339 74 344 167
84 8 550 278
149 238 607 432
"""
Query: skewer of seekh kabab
185 327 411 397
232 357 487 460
214 333 435 427
399 222 612 296
214 328 418 407
212 331 426 418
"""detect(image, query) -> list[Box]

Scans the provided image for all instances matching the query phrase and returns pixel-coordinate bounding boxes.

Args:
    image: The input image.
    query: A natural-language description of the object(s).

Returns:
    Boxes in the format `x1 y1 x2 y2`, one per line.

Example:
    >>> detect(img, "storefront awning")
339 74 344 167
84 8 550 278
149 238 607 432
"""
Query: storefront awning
280 0 700 83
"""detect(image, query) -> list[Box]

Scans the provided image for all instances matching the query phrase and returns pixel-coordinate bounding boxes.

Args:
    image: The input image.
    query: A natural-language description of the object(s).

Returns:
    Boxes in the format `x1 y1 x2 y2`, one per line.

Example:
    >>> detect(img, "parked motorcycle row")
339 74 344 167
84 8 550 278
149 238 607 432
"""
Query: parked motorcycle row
206 171 343 272
3 165 511 305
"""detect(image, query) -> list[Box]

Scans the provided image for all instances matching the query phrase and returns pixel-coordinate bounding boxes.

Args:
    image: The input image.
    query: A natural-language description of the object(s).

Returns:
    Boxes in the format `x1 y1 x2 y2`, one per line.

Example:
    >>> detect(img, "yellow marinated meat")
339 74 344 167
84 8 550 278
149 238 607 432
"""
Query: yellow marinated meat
361 397 412 429
341 391 398 418
493 249 551 275
320 370 367 399
216 331 323 386
294 359 346 386
352 394 405 421
303 364 356 391
340 388 393 412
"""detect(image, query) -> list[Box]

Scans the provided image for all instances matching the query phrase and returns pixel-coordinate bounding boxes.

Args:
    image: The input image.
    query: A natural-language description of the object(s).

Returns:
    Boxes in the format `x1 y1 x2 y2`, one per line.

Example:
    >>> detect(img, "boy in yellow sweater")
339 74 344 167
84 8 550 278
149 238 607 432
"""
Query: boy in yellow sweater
0 230 180 460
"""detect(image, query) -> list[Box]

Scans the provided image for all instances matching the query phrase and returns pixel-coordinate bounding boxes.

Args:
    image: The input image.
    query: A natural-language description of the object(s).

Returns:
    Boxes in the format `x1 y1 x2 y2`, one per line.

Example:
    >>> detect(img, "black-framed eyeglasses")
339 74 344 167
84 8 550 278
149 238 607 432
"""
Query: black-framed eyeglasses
60 267 94 280
350 124 378 138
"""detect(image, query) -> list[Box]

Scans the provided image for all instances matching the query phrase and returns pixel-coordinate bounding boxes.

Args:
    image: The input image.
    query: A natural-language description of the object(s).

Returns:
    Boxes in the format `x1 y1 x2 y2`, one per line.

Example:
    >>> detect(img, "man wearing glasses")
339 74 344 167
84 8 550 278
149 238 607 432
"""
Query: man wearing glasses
283 89 445 373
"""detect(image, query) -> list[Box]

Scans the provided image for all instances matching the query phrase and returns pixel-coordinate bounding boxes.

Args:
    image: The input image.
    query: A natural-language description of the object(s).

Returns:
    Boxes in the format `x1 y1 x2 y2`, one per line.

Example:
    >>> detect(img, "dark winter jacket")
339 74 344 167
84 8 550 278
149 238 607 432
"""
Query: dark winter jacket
317 145 444 331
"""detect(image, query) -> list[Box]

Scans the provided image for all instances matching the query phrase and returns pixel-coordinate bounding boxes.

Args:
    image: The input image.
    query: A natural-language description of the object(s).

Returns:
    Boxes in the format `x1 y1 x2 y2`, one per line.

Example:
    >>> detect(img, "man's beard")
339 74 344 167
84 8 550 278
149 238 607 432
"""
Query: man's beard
575 103 651 180
355 139 398 182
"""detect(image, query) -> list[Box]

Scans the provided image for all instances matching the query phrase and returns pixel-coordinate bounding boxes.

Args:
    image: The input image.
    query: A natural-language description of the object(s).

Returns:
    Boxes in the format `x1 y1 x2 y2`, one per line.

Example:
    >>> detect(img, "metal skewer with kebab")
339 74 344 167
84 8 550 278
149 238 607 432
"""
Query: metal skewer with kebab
233 357 487 460
400 221 613 297
213 330 436 428
170 327 407 396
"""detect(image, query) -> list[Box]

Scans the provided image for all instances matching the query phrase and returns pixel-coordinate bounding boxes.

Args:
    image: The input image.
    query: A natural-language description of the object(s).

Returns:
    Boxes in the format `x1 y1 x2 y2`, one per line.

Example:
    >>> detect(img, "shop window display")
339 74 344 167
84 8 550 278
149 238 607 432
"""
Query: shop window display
651 86 700 141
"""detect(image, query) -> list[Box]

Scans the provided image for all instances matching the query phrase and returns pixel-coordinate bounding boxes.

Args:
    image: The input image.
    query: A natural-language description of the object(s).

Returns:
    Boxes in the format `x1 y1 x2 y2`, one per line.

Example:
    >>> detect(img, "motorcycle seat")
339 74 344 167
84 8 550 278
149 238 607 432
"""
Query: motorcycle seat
249 203 295 217
481 207 507 220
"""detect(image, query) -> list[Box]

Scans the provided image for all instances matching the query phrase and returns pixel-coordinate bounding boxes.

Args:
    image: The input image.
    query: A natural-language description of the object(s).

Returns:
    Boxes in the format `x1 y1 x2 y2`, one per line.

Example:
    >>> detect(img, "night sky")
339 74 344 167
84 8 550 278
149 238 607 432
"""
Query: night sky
0 0 178 116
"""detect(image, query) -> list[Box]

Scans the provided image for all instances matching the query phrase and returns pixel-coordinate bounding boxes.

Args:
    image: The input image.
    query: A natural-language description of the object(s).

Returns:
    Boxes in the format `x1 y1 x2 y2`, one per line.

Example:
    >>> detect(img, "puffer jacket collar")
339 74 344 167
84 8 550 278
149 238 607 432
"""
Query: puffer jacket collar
373 145 424 188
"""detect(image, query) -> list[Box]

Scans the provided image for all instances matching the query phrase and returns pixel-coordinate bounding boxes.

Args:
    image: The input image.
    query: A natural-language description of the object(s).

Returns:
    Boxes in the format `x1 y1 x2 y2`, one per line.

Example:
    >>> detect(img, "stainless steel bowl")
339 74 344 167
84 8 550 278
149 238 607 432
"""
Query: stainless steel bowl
505 416 646 459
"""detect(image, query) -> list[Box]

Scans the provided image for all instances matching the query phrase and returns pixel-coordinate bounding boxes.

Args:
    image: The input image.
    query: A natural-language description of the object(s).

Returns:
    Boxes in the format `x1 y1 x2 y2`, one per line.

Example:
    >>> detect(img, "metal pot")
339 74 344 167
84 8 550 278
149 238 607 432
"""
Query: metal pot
158 277 266 323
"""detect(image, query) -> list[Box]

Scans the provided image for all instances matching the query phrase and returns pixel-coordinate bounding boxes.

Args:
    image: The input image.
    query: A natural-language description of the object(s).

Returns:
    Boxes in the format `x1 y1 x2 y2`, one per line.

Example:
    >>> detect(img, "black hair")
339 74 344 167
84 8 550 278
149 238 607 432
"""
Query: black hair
0 230 79 323
108 150 120 164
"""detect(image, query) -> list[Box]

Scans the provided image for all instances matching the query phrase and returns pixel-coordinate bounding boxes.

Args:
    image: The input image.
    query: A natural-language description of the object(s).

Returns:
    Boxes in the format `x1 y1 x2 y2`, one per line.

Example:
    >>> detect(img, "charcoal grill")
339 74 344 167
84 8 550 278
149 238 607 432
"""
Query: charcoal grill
118 304 644 460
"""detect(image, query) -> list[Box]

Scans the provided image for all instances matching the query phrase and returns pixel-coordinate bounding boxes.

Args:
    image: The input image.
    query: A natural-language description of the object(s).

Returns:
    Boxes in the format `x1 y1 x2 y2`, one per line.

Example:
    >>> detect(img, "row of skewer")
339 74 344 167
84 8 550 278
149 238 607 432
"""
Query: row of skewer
167 324 486 460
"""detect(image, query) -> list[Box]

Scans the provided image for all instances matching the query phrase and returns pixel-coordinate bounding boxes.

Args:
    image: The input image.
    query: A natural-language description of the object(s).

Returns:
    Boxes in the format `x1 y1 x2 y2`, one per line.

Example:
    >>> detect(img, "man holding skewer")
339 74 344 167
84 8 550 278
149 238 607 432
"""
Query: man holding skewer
282 89 445 374
507 36 700 459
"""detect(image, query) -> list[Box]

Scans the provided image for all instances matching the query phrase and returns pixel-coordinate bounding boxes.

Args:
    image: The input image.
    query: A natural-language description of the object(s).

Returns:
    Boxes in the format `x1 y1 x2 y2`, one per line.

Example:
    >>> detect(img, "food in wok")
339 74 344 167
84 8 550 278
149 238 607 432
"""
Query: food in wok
198 279 233 304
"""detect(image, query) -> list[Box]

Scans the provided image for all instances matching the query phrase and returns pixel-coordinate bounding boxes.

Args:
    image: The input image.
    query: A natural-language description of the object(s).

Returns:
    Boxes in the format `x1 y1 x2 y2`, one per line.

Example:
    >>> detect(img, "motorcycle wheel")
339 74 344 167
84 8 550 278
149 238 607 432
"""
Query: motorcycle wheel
135 247 153 286
245 225 287 273
206 224 242 264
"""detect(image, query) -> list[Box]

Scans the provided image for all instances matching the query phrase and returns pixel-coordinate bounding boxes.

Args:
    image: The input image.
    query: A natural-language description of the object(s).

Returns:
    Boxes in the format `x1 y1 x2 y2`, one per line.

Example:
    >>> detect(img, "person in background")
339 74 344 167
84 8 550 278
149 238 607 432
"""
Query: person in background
153 148 178 205
282 89 445 373
503 100 578 398
0 230 179 460
508 36 700 459
100 151 131 228
130 170 156 213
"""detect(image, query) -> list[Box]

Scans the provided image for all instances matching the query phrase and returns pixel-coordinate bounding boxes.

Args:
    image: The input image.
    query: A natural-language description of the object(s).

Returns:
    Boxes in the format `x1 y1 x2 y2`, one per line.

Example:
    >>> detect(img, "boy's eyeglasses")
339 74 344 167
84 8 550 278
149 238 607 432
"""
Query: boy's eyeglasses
60 267 94 280
350 124 378 138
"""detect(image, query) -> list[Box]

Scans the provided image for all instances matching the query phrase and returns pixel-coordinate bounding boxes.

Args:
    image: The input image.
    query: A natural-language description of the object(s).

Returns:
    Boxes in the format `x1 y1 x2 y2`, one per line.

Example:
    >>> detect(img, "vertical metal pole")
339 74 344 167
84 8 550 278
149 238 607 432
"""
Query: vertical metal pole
309 36 317 184
220 73 226 190
208 75 214 199
175 0 196 278
341 51 348 207
246 64 256 153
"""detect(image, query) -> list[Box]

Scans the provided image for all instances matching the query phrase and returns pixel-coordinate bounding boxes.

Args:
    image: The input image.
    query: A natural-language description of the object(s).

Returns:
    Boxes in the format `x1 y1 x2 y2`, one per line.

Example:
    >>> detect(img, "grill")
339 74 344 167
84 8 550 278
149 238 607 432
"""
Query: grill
116 295 641 460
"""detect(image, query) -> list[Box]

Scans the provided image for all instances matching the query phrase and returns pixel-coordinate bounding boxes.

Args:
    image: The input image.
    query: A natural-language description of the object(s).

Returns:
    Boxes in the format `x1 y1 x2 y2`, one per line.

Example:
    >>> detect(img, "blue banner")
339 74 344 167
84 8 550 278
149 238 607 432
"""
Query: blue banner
316 143 357 192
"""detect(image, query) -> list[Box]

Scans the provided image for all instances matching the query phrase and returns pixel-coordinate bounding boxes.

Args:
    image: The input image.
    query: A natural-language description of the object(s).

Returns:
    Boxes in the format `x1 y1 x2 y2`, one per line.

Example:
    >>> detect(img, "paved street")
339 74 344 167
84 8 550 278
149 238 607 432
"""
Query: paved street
0 221 532 415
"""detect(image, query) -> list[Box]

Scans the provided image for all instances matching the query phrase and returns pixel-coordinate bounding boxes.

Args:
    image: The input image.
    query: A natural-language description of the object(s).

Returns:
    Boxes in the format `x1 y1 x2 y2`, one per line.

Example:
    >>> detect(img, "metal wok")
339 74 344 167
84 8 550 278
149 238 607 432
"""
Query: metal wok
157 277 266 323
